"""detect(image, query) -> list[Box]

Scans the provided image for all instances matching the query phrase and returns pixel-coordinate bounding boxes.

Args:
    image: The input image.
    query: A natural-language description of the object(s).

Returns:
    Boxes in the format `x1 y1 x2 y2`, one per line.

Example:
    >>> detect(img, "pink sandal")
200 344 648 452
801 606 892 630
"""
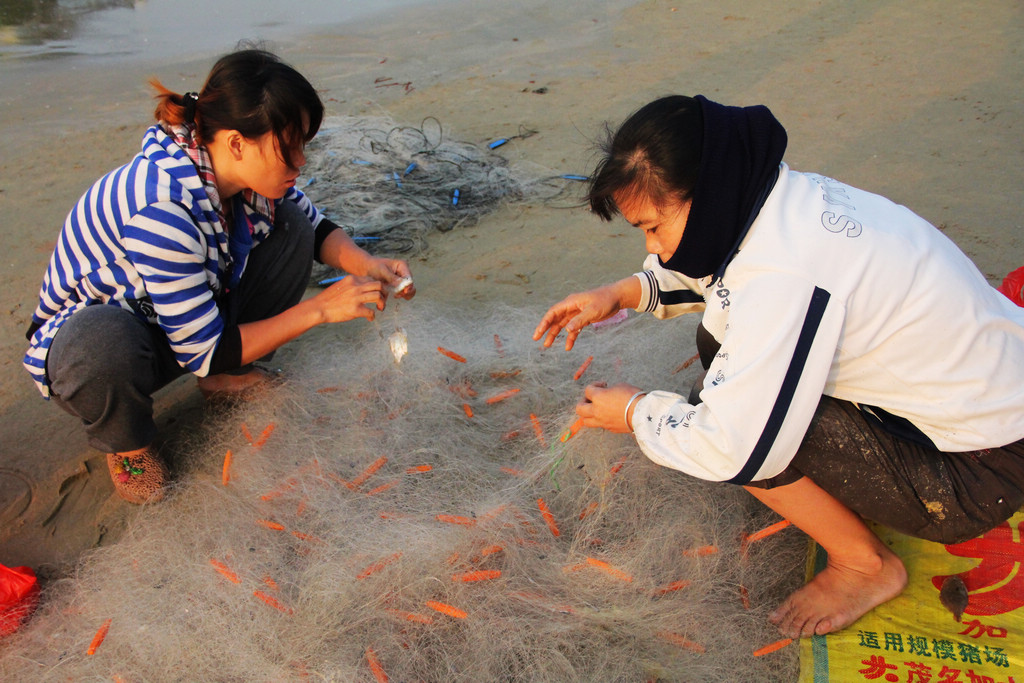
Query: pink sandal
106 449 169 504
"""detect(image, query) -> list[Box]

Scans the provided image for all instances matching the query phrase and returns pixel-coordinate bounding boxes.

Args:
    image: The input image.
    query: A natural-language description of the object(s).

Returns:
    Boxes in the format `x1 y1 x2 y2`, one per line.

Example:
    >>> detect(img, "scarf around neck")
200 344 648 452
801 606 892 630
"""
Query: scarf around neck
660 95 788 279
163 122 275 233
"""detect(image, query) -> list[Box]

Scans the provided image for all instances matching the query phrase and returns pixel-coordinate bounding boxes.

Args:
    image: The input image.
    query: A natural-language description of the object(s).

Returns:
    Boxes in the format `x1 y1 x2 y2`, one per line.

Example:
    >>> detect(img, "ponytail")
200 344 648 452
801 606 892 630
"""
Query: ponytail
150 79 199 129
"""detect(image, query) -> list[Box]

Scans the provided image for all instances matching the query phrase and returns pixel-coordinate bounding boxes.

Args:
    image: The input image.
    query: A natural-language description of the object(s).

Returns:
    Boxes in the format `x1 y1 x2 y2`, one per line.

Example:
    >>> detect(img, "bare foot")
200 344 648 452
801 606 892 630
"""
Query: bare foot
769 545 907 637
197 367 280 400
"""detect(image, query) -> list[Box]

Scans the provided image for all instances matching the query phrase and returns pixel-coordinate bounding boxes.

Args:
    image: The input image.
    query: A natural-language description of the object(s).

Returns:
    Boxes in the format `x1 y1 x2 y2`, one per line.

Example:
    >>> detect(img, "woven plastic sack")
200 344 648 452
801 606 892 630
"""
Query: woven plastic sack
0 563 39 637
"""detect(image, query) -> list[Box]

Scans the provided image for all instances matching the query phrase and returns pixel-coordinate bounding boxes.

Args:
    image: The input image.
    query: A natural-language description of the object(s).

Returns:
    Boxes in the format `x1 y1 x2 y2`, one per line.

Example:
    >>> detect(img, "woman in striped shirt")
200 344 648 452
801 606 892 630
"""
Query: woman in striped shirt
24 48 415 504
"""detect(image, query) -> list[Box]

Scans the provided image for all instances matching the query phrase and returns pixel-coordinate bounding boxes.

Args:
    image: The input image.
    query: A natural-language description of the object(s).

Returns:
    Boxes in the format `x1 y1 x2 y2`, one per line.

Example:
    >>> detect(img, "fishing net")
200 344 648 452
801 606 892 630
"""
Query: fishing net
300 116 577 270
0 302 803 681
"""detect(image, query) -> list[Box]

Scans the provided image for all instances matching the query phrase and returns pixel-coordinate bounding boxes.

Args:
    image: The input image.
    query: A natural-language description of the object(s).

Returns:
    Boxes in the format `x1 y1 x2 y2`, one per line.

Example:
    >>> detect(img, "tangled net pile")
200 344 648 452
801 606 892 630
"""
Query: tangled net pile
300 116 576 260
0 302 805 681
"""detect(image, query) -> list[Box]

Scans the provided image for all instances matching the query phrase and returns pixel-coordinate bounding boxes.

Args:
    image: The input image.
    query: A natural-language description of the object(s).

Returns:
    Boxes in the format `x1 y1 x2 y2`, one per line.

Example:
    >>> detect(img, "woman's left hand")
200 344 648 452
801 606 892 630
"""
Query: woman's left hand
576 382 645 433
365 257 416 301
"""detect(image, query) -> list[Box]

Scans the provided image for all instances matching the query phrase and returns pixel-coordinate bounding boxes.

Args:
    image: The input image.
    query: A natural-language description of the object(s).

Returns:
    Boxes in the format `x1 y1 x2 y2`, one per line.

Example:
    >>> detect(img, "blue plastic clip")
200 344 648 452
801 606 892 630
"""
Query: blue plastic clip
452 188 460 206
488 138 509 149
352 159 372 166
561 174 589 181
404 162 417 176
392 171 402 188
318 275 347 286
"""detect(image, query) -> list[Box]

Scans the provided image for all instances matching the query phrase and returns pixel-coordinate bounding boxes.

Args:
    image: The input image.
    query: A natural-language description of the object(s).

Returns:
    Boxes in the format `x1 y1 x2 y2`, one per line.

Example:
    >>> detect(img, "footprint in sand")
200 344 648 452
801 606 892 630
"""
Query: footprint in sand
0 468 34 529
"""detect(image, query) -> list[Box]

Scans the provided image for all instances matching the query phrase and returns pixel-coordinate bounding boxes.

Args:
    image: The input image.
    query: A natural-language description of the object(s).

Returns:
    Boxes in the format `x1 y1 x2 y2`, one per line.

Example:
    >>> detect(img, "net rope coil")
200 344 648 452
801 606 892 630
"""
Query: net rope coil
301 116 576 270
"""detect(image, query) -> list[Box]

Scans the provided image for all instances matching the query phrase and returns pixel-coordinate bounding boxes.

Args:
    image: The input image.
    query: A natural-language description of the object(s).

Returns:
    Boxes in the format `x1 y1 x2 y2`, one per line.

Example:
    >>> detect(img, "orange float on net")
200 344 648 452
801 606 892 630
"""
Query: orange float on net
753 638 794 657
425 600 468 619
365 647 389 683
357 552 403 580
209 558 241 584
437 346 467 363
221 449 232 485
253 589 293 614
86 618 112 656
573 355 594 381
537 498 560 537
485 388 521 405
451 569 502 582
253 422 277 448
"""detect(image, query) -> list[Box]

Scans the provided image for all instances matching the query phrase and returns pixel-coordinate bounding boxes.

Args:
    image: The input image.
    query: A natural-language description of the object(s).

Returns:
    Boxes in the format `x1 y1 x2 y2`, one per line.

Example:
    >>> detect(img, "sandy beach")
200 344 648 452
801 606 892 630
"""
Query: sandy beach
0 0 1021 667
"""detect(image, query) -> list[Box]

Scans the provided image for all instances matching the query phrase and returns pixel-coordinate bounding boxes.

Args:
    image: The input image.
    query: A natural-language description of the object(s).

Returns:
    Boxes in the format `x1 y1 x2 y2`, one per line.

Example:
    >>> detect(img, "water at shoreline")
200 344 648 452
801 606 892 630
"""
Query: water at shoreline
0 0 425 63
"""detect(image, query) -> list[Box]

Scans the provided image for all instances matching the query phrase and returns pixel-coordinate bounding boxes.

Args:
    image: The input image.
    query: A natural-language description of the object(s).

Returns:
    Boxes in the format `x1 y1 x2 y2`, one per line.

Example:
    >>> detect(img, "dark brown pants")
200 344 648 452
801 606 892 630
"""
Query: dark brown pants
693 323 1024 544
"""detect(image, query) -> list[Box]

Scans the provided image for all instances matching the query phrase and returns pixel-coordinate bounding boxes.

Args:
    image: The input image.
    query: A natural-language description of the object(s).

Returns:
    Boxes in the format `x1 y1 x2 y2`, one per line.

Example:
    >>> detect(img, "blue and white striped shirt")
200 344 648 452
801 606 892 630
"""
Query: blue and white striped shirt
24 125 321 398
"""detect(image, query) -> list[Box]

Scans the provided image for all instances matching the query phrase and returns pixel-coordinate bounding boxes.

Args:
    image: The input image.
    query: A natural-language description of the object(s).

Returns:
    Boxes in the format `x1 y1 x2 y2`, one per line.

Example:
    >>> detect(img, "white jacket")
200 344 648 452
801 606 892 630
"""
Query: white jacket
630 164 1024 484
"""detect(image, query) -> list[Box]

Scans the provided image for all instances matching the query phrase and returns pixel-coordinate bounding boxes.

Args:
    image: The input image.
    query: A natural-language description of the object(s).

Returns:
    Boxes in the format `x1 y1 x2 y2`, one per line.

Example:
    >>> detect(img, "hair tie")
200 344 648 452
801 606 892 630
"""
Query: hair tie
182 92 199 125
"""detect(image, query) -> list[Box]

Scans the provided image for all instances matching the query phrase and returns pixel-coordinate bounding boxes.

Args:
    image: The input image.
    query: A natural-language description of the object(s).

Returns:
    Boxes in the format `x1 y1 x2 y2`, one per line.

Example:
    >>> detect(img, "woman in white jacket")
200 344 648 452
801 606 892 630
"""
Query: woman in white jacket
534 95 1024 638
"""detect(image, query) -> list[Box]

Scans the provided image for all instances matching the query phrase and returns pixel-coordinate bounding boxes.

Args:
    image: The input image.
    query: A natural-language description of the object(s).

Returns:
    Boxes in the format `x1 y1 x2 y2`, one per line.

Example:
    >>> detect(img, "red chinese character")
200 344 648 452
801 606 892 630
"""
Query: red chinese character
932 520 1024 616
957 618 1008 639
906 661 933 682
964 672 995 683
859 654 899 682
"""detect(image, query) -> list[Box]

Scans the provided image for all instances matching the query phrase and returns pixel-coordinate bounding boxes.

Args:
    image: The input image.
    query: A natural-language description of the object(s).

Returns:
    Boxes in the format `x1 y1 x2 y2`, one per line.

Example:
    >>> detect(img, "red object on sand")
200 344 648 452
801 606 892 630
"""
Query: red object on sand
0 563 40 636
997 266 1024 307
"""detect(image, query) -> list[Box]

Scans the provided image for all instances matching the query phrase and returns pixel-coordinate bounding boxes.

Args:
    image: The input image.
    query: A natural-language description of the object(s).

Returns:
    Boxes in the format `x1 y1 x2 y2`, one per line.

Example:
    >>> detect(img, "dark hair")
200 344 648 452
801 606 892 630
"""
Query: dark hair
150 48 324 170
587 96 703 220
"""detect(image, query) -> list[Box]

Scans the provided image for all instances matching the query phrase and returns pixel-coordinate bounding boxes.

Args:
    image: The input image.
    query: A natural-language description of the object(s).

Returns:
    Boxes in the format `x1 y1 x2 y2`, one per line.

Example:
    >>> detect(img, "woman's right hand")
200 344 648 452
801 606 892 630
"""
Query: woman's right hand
533 281 631 351
314 275 385 323
237 275 386 365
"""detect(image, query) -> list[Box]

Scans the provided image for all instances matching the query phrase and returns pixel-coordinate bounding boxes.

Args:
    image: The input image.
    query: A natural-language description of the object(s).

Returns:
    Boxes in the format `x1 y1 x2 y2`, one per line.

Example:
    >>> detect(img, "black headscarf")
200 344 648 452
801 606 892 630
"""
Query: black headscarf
660 95 788 279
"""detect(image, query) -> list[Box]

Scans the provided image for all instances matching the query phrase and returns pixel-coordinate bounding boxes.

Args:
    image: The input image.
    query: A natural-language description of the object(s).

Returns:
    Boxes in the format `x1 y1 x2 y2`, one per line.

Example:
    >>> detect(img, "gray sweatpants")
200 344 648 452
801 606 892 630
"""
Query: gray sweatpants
46 201 314 453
